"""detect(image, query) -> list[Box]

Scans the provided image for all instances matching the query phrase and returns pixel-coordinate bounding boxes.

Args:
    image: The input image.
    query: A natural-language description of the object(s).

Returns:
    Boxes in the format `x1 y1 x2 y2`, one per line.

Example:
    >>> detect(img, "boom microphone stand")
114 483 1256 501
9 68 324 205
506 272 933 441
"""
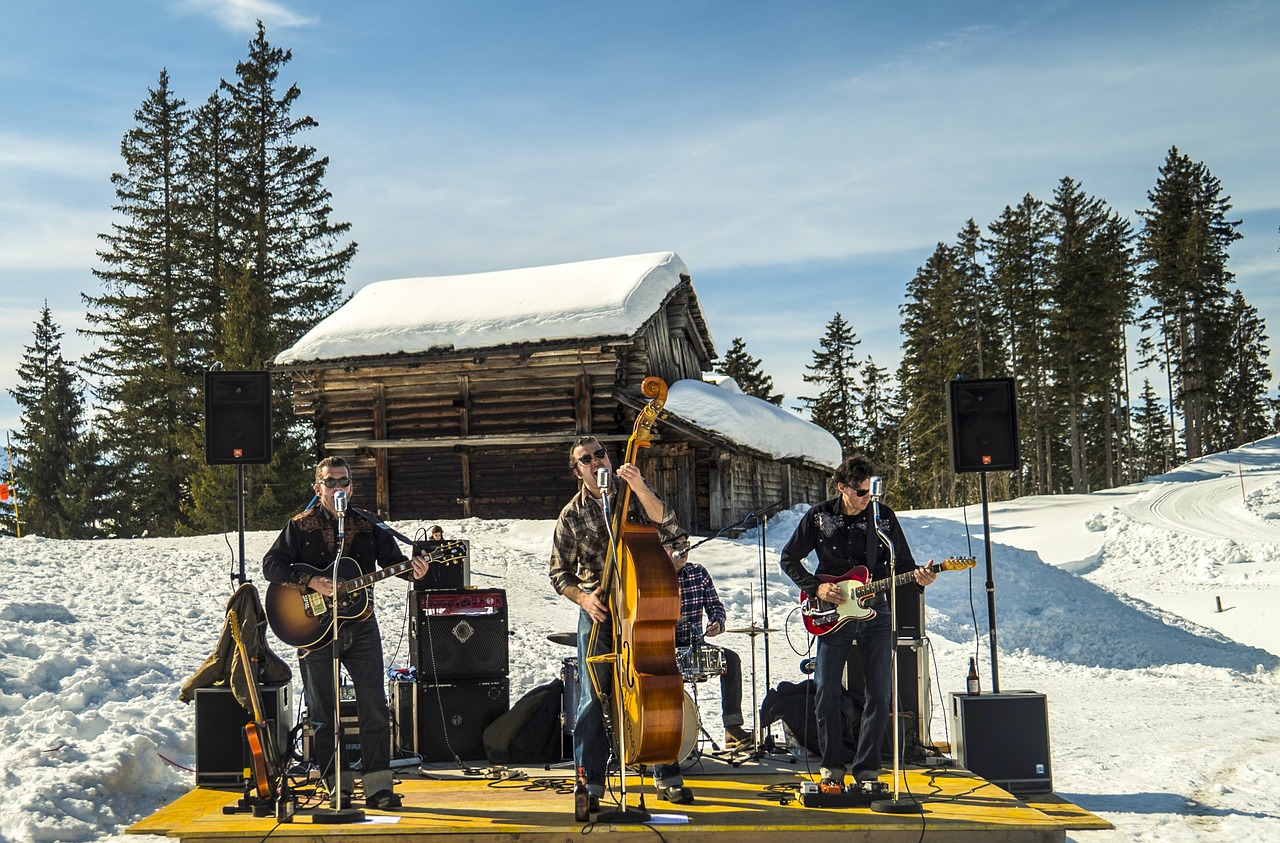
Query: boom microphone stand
868 476 921 815
313 488 365 824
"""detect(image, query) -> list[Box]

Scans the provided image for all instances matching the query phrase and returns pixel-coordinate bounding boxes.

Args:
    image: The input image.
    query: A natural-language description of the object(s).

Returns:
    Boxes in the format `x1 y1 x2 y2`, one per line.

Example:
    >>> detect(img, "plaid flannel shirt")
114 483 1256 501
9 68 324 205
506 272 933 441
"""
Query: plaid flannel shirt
549 483 678 596
676 561 726 647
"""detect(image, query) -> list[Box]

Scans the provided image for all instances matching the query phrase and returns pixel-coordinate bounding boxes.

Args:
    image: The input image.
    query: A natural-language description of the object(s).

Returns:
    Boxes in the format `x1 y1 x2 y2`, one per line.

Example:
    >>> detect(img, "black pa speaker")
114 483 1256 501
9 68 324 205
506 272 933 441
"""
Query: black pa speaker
395 679 509 762
410 589 509 682
846 639 930 757
950 690 1052 793
204 371 272 465
947 377 1020 473
194 685 291 786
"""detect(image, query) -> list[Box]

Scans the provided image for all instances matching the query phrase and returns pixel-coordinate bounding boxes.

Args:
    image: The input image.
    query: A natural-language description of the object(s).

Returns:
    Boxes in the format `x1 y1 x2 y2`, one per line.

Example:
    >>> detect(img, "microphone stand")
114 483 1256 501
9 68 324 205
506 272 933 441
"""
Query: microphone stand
868 477 921 815
313 489 365 824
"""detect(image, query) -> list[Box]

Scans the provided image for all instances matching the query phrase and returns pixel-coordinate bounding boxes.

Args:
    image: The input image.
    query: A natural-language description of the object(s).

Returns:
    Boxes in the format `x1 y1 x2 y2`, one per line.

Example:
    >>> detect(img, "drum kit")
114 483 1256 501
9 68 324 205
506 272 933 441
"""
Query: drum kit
548 625 774 761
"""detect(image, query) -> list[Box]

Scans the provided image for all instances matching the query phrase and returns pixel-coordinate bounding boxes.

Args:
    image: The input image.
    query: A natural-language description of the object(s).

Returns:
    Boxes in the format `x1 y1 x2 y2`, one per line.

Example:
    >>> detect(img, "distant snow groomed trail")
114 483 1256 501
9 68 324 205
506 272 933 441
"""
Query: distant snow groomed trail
1120 468 1280 543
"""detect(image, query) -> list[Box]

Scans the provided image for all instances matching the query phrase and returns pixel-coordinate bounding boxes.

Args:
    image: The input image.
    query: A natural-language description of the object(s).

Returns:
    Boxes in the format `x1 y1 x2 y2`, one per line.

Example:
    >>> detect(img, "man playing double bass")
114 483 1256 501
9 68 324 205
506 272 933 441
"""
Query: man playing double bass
548 436 695 809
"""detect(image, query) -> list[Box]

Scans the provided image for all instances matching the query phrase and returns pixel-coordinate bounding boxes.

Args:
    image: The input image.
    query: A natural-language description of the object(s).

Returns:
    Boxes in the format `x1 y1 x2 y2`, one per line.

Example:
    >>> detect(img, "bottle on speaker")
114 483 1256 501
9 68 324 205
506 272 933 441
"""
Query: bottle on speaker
574 766 590 822
966 657 981 695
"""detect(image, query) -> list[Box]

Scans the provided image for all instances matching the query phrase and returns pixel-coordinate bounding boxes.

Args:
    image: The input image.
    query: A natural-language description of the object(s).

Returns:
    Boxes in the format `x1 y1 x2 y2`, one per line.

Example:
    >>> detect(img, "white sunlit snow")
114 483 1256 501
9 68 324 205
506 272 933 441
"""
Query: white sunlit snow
2 440 1280 842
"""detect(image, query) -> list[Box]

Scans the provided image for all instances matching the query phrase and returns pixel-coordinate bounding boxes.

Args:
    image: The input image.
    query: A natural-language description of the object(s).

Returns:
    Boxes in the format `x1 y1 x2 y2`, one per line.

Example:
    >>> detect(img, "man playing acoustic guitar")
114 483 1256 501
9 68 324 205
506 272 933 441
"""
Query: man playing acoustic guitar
778 454 936 791
263 456 430 810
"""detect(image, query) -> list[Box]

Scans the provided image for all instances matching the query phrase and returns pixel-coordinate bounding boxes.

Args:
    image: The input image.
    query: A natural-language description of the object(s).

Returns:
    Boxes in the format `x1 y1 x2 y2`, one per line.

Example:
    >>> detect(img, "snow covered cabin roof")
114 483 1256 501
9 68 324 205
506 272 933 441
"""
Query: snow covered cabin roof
276 251 691 366
663 378 842 469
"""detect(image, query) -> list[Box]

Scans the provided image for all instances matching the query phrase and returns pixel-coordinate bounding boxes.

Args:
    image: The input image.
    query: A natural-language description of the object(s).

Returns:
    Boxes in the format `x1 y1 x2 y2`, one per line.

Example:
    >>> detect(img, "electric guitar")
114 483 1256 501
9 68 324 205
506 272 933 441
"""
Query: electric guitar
265 541 466 649
227 609 276 801
799 557 976 636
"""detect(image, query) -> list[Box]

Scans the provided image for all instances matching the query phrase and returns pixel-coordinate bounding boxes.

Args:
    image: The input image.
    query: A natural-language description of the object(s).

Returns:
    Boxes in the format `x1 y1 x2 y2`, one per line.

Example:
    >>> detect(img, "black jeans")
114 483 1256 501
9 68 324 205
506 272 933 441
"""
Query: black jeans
299 615 392 787
814 610 892 776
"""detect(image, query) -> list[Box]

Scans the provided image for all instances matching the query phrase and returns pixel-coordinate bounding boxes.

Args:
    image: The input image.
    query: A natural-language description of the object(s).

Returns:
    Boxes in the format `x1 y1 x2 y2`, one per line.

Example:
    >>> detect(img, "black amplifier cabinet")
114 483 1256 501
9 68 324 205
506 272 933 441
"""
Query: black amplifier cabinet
394 679 509 762
194 685 291 787
846 638 931 754
950 690 1052 793
412 540 471 591
410 588 509 682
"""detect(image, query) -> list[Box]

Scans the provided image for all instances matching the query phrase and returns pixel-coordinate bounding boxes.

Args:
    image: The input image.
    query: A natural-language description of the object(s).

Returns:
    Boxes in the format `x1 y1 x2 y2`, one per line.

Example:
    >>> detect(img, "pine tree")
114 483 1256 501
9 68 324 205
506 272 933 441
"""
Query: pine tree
715 337 783 405
1136 147 1242 461
7 305 86 537
986 194 1054 494
81 68 201 536
796 313 862 454
1217 290 1272 448
1131 380 1171 478
859 356 900 484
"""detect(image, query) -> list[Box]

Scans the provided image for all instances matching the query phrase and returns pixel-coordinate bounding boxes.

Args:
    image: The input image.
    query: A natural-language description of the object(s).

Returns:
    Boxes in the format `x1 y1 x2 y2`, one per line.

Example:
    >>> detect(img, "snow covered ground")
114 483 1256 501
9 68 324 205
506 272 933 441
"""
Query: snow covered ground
2 439 1279 842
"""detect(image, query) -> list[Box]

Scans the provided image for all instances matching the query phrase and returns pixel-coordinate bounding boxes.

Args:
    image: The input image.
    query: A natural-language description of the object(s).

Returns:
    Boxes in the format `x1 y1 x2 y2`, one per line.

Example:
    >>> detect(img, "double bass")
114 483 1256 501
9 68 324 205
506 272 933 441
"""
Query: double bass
598 376 685 766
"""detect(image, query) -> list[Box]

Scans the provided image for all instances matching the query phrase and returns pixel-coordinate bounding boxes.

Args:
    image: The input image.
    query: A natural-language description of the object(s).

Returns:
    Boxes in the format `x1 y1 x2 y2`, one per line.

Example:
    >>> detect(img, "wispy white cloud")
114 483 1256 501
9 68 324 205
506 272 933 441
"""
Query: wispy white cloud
172 0 316 33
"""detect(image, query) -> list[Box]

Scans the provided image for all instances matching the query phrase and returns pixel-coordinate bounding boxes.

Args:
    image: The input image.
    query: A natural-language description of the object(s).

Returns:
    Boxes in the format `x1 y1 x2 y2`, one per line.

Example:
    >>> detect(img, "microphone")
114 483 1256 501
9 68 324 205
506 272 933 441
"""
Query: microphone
595 467 611 493
333 489 347 513
868 475 884 501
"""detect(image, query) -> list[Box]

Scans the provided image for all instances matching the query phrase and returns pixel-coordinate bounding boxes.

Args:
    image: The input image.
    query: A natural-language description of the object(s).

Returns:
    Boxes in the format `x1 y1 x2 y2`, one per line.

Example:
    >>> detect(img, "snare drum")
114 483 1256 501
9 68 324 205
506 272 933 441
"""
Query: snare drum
560 657 579 734
676 645 726 682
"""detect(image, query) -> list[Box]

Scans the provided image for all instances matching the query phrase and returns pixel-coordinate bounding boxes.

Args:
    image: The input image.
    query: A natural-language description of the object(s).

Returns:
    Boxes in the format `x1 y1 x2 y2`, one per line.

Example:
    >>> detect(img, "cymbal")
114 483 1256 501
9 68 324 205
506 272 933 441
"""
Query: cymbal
547 632 578 647
725 626 777 635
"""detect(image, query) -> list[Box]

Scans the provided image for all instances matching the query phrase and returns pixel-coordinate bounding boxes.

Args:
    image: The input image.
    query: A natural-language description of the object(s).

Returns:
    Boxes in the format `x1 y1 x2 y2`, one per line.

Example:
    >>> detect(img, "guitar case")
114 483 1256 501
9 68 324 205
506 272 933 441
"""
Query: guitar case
180 582 292 712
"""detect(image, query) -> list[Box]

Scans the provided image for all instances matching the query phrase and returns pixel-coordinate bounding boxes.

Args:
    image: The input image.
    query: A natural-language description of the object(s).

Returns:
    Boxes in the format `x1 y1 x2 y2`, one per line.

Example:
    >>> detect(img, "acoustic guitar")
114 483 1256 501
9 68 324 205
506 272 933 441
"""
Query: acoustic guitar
265 541 466 649
799 557 976 636
227 609 276 801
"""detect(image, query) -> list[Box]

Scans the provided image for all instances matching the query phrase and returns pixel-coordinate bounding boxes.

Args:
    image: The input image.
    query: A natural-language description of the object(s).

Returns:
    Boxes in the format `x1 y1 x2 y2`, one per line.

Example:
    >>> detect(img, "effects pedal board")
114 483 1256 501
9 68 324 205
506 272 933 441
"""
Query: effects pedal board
798 779 889 808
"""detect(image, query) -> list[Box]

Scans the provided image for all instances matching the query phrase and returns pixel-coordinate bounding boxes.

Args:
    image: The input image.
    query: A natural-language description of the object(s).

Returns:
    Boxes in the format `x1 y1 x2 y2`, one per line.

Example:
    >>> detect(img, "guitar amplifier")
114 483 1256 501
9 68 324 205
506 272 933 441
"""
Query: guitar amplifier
412 540 471 590
411 589 509 681
194 685 291 787
395 679 509 762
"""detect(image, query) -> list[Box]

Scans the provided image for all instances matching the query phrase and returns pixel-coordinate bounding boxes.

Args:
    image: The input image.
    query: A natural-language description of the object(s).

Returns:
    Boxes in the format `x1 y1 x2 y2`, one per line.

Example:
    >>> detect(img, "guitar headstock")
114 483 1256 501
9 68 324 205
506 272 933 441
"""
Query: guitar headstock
938 556 977 571
423 540 468 566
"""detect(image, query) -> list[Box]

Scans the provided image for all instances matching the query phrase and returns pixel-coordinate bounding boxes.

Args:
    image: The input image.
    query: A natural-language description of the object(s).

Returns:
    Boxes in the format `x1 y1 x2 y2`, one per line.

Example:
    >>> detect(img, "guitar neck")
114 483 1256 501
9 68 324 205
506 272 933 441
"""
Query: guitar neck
335 542 463 596
853 560 940 600
227 610 268 722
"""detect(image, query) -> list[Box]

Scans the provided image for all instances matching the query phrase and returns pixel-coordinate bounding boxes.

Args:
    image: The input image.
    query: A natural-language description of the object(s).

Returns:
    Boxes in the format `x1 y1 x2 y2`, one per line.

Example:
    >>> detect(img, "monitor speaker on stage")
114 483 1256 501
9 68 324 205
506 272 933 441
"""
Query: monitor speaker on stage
410 589 509 682
950 690 1052 793
947 377 1020 473
394 679 509 762
204 370 272 465
194 685 291 786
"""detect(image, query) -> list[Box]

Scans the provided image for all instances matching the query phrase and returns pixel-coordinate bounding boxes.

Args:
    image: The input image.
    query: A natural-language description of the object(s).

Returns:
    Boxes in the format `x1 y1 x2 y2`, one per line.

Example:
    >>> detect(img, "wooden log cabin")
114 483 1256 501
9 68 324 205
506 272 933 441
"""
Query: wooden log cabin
272 252 839 534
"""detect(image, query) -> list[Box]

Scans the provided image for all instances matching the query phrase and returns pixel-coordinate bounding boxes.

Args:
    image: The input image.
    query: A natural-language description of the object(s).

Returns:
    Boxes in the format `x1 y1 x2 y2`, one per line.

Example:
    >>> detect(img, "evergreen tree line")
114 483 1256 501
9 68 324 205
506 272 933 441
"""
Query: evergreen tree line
718 148 1275 510
3 22 352 538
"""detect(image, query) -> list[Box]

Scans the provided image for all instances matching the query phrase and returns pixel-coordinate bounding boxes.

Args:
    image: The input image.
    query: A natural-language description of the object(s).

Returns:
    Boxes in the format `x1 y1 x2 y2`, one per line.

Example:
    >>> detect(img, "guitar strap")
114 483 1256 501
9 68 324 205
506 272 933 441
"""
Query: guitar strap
347 504 418 547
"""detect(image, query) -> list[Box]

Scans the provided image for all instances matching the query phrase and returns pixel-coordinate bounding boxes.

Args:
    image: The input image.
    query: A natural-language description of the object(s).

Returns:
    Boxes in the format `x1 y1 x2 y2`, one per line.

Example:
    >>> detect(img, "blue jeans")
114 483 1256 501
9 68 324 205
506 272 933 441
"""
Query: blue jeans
814 609 892 776
299 616 392 788
575 608 682 794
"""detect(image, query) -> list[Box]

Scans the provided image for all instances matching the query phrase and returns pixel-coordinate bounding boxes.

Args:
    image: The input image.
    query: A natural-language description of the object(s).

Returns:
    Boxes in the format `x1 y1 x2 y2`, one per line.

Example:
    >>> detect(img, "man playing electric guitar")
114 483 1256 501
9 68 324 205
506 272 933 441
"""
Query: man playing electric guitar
263 456 429 811
778 454 936 791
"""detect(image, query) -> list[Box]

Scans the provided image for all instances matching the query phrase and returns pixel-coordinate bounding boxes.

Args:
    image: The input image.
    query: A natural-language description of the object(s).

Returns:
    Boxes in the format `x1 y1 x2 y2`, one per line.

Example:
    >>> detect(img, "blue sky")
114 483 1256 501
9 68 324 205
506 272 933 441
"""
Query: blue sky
2 0 1279 436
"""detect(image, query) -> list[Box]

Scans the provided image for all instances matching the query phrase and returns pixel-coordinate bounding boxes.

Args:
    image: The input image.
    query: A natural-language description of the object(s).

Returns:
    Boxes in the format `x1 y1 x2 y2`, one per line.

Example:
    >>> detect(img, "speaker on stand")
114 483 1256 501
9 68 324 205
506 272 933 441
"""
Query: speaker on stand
947 377 1020 694
204 370 272 586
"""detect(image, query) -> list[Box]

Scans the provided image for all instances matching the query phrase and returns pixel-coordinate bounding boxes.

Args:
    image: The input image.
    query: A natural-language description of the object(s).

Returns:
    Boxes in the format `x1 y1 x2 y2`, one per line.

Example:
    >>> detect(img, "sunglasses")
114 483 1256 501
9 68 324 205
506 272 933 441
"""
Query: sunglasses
576 448 608 466
320 476 352 488
845 486 870 497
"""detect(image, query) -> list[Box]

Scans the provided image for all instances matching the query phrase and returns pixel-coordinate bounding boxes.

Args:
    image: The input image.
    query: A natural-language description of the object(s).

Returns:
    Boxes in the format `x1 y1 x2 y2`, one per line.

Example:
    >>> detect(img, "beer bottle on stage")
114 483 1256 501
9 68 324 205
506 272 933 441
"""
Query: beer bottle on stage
574 766 590 822
966 657 981 695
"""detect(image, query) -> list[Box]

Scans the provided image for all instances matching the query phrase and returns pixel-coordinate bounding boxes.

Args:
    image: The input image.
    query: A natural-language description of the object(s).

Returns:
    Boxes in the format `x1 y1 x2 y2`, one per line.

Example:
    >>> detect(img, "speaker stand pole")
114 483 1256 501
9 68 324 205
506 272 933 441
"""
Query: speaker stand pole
235 464 248 587
980 470 1000 693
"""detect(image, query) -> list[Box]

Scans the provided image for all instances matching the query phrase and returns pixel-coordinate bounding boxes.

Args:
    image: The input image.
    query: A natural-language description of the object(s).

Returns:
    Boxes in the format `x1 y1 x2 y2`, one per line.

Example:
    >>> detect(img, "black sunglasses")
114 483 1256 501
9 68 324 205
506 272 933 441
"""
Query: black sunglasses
576 448 608 466
843 486 869 497
320 476 352 488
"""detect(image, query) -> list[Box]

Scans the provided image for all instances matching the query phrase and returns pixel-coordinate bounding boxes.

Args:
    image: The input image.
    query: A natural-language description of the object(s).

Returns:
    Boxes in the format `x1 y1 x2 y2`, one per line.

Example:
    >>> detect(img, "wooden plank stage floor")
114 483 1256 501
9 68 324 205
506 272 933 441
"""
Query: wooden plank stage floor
129 751 1110 843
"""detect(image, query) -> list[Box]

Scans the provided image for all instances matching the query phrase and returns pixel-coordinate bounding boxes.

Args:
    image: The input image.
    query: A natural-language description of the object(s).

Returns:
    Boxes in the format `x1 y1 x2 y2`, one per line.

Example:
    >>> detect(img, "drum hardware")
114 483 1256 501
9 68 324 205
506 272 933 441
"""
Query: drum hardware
547 632 577 647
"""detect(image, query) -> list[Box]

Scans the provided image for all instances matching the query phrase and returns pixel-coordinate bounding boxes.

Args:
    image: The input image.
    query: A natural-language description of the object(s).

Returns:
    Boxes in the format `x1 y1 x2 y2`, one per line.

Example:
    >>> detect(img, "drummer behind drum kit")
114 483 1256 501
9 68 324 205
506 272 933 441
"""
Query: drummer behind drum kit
547 629 744 763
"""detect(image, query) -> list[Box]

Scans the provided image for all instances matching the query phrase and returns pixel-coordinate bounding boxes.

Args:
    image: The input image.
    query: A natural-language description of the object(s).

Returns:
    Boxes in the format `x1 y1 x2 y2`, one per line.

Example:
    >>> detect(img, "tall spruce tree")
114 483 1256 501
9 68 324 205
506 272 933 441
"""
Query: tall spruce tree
715 337 783 405
185 22 357 532
81 69 200 536
1136 147 1242 461
8 305 86 537
1217 290 1272 447
859 356 900 485
986 194 1054 494
1131 379 1171 478
796 313 862 454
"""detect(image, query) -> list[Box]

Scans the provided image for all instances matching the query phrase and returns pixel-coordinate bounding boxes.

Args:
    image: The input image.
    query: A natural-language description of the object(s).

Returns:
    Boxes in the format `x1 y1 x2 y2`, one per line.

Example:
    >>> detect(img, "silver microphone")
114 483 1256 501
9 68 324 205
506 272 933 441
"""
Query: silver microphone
333 489 348 513
595 467 611 492
869 476 884 500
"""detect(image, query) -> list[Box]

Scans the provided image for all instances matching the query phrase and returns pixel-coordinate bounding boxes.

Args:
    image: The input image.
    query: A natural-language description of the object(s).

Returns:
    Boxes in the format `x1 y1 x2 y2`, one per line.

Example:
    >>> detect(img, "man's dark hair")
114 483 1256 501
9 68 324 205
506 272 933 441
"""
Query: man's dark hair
832 454 876 491
314 455 349 483
568 436 601 470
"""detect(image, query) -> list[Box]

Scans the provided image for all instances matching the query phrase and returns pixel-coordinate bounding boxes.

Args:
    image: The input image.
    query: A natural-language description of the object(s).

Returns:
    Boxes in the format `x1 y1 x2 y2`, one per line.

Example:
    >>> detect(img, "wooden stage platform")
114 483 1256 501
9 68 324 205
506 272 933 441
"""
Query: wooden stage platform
129 752 1110 843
